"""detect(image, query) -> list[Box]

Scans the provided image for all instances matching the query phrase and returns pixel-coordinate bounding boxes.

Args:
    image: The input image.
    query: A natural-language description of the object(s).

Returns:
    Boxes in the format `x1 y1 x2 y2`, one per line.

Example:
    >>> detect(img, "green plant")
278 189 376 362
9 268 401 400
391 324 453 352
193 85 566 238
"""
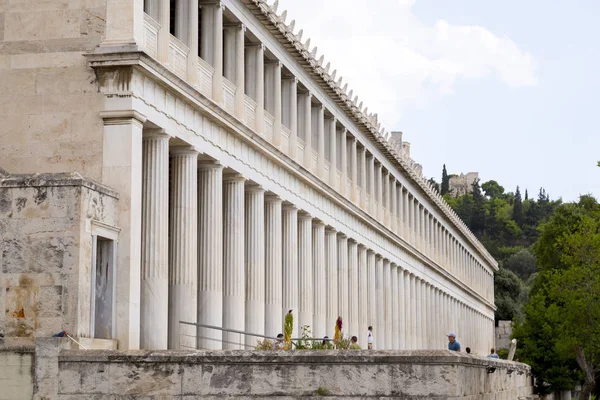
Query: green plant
295 325 313 350
337 335 351 350
316 387 330 396
284 310 293 350
254 339 273 350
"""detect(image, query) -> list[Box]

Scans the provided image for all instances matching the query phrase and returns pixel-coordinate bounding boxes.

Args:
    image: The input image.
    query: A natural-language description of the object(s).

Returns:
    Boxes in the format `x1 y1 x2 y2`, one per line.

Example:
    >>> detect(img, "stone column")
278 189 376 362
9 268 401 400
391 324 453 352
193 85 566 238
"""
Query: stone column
398 266 405 349
284 77 298 159
186 0 199 84
404 271 412 349
224 23 246 119
312 220 326 338
383 171 390 226
397 183 403 235
410 274 417 349
168 147 198 350
391 178 397 233
383 259 392 349
391 263 399 350
375 255 384 349
350 137 358 203
201 2 223 103
348 239 359 340
376 163 383 222
141 131 169 350
328 118 337 186
265 195 283 338
298 212 313 332
339 129 347 194
337 234 349 331
403 189 409 239
368 155 376 216
245 184 265 346
325 227 338 338
359 147 367 210
367 250 376 346
197 161 223 350
100 110 145 349
424 283 430 349
272 62 283 147
157 0 170 62
357 245 368 349
299 92 312 169
282 204 299 337
316 105 326 180
222 173 246 349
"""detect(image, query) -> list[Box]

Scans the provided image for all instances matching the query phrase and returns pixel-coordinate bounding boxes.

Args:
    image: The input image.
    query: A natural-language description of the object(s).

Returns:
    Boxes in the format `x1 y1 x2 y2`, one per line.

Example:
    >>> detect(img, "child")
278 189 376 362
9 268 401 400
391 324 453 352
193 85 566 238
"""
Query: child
350 336 361 349
367 326 374 349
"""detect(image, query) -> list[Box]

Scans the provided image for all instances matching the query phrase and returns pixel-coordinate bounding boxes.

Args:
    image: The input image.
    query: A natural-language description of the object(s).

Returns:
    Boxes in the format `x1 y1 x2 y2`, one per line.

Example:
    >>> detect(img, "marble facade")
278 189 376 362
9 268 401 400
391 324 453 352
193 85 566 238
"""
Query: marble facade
0 0 498 354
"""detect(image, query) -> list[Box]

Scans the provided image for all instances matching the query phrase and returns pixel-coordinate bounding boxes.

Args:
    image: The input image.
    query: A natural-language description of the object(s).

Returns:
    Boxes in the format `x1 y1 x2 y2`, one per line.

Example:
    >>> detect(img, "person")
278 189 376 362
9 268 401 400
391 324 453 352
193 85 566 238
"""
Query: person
349 336 361 349
487 348 500 359
367 326 374 350
447 333 461 352
322 336 333 349
272 333 284 350
465 347 471 354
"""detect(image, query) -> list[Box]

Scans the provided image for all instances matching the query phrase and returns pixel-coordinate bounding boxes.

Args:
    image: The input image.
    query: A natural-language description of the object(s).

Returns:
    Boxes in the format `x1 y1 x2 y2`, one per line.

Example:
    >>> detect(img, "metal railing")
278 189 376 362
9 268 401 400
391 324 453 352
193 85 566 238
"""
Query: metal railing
179 321 330 350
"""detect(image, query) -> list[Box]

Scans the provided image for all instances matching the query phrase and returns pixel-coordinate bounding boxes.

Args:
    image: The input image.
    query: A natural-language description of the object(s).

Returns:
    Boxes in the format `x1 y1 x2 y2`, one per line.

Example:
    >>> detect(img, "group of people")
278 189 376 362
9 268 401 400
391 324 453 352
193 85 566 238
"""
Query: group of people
270 328 501 358
447 332 500 358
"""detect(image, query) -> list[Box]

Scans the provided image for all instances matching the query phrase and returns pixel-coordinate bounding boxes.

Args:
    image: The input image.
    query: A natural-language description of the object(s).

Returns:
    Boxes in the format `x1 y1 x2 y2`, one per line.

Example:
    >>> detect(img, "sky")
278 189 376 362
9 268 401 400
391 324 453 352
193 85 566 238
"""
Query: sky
278 0 599 202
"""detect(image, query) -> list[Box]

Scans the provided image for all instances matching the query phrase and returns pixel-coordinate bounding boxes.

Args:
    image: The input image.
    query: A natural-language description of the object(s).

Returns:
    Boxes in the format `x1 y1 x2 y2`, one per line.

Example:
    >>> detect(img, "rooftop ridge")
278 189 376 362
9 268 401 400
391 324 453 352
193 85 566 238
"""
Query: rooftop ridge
246 0 497 268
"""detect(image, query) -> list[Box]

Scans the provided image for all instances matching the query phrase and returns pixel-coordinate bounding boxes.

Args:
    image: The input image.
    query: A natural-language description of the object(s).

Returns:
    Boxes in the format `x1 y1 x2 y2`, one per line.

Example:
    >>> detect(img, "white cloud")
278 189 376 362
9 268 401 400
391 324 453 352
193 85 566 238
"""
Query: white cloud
277 0 537 127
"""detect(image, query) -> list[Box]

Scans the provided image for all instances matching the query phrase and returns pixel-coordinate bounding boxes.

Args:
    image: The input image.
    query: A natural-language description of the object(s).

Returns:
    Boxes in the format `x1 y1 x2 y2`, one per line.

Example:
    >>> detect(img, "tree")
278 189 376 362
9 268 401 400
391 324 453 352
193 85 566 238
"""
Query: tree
427 177 440 193
515 197 600 397
481 180 504 198
504 248 537 281
441 164 449 195
513 186 524 227
494 268 526 321
525 189 529 201
470 179 486 237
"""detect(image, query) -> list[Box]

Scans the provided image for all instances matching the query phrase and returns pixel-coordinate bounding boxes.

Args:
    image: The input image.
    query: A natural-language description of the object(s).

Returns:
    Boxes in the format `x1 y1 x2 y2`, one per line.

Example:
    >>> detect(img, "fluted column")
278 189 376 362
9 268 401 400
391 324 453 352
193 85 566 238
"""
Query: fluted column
376 163 383 222
348 239 359 339
312 220 326 338
383 259 392 349
186 0 199 84
197 161 223 349
157 0 170 63
201 2 223 103
298 212 313 332
367 250 376 346
391 262 399 349
316 105 326 179
265 195 283 338
398 267 405 349
337 234 349 331
403 189 409 239
282 204 299 337
245 183 265 346
328 118 337 186
383 171 390 226
222 173 246 349
424 283 430 348
359 147 367 210
350 137 358 202
284 77 298 159
325 228 338 338
272 62 282 147
391 178 397 233
397 183 403 235
141 131 169 350
224 23 246 119
368 155 376 216
375 255 384 348
410 274 417 349
301 92 313 168
357 245 368 349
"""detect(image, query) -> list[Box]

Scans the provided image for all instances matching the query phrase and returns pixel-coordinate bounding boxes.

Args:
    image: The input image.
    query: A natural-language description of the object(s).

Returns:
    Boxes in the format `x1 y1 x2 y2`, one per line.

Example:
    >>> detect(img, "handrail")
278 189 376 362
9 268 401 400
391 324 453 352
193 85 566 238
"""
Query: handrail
180 321 331 342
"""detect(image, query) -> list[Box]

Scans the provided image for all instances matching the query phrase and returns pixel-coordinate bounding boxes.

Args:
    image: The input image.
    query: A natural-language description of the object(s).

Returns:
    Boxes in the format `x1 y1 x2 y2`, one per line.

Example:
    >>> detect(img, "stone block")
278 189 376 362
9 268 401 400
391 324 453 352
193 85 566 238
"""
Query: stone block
59 361 109 394
391 362 457 397
108 362 183 396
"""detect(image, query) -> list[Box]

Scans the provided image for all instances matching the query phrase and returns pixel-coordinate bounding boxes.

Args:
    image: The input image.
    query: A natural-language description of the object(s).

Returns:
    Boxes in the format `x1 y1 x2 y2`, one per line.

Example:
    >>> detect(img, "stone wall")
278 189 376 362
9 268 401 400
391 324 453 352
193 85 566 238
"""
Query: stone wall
0 346 34 400
0 171 118 346
29 338 534 399
449 172 480 197
495 320 513 350
0 0 106 179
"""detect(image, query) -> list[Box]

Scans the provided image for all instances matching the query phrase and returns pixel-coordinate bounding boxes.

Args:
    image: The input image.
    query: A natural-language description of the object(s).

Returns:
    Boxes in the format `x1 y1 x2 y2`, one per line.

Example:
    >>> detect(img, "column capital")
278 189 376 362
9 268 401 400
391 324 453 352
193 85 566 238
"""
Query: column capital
245 182 265 193
170 145 199 156
143 129 170 141
348 237 358 245
312 219 325 227
245 42 265 50
325 226 337 234
197 160 223 170
357 243 367 250
264 193 282 203
224 22 246 32
100 110 147 127
337 232 348 240
223 172 246 183
282 202 298 212
298 210 312 220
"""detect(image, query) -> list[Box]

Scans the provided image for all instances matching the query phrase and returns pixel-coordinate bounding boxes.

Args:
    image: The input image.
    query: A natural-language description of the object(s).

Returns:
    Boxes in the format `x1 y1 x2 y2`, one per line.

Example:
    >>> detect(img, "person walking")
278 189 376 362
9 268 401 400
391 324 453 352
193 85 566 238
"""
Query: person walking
367 326 374 350
487 348 500 358
447 333 461 352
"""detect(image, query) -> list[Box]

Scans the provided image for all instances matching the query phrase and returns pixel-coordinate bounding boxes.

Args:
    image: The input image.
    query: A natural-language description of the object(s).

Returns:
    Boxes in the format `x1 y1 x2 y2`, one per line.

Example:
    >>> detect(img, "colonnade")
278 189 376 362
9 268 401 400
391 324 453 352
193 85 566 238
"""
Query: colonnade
138 131 494 352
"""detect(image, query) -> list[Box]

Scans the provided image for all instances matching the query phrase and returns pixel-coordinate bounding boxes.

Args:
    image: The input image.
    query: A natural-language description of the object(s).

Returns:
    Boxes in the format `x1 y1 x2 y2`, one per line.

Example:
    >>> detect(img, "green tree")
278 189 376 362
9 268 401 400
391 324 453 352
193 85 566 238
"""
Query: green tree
515 197 600 398
504 248 537 281
441 164 449 195
494 268 526 321
470 179 486 237
513 186 524 227
481 180 504 198
428 177 440 193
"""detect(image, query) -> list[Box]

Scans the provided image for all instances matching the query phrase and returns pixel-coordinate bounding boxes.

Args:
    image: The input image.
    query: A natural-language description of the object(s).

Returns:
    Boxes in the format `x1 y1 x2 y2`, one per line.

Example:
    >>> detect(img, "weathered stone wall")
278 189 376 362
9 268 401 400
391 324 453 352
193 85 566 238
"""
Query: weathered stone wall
449 172 480 197
495 320 513 350
0 0 107 179
0 346 34 400
0 171 118 345
29 338 534 399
